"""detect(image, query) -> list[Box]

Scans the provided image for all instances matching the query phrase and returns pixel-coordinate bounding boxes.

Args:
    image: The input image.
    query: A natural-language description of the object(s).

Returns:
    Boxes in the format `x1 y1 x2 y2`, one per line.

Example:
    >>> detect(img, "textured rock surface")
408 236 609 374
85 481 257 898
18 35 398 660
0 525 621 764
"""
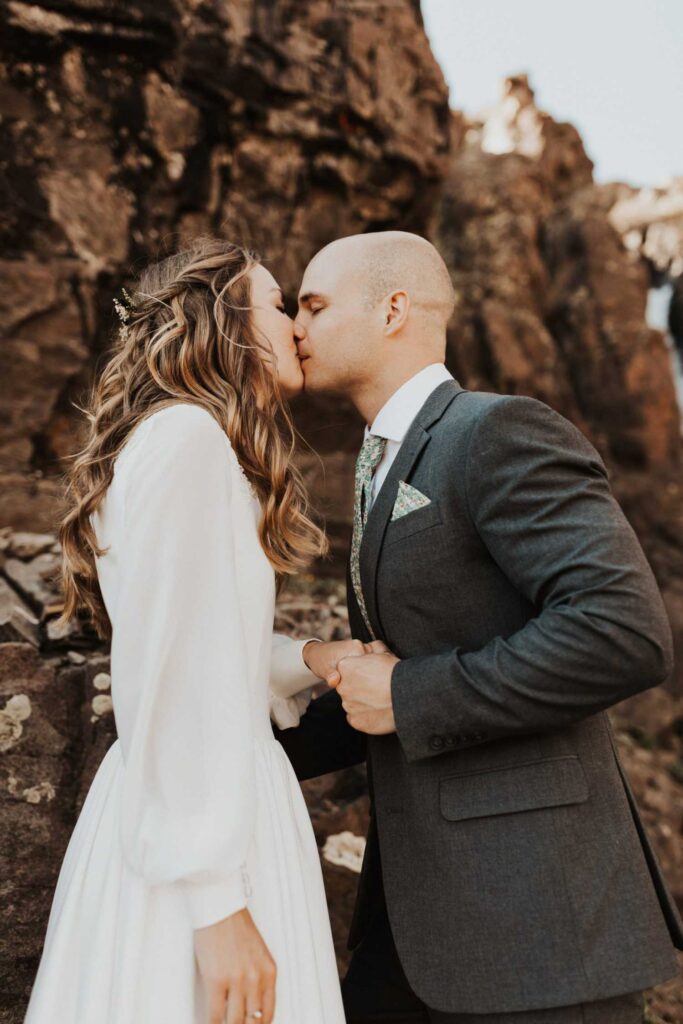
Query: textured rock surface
0 0 450 530
608 177 683 280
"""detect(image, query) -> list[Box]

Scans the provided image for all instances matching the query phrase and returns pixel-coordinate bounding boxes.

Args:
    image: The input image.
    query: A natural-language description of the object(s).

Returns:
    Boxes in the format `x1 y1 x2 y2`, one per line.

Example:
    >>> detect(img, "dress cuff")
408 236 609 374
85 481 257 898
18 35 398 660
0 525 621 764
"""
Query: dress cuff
269 686 316 729
182 867 249 929
271 636 322 698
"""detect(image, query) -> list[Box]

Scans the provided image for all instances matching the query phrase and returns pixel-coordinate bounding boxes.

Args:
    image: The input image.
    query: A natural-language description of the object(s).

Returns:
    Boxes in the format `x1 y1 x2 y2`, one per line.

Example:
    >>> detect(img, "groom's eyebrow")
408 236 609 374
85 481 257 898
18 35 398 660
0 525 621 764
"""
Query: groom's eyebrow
298 292 328 306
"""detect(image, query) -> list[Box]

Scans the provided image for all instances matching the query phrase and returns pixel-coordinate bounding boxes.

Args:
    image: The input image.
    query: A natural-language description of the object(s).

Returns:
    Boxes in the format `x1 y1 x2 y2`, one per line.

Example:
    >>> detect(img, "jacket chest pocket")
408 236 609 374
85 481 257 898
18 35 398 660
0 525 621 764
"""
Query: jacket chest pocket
384 500 443 546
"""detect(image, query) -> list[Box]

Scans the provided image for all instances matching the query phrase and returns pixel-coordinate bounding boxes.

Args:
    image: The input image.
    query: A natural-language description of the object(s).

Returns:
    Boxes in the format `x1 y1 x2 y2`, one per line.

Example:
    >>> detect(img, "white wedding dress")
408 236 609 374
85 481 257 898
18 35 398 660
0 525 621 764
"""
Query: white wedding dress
24 403 345 1024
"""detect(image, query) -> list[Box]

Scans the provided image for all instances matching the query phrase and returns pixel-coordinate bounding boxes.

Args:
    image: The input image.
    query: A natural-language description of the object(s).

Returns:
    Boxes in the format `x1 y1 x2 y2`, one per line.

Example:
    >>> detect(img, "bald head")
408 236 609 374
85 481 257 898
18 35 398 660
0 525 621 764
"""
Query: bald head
309 231 456 328
296 231 455 415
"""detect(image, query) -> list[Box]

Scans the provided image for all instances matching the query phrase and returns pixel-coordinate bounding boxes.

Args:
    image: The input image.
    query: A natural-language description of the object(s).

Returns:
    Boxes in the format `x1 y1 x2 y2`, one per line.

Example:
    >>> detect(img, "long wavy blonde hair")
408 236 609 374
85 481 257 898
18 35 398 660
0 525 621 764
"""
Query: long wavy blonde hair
57 237 327 640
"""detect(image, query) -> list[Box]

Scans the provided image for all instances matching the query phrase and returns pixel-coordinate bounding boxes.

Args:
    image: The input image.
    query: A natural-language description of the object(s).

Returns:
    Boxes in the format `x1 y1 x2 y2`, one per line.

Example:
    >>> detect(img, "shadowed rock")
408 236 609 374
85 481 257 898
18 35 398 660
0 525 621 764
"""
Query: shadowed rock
0 0 451 530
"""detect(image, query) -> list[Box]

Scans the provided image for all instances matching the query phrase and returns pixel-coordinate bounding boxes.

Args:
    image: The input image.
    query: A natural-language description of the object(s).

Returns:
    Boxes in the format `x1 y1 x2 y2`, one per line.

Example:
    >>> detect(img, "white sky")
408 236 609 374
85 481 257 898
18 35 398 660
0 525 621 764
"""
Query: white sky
421 0 682 187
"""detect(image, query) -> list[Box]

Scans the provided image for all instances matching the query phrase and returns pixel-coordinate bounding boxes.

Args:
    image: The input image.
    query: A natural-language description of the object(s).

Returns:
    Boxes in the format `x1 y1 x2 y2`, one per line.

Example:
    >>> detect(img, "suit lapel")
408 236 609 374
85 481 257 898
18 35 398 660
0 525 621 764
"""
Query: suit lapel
358 379 465 639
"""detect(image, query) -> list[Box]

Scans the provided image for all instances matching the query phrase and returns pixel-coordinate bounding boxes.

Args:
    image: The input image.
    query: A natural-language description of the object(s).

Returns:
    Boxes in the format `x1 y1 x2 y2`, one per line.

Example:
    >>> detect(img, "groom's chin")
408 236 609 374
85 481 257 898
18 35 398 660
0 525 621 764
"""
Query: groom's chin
300 362 324 393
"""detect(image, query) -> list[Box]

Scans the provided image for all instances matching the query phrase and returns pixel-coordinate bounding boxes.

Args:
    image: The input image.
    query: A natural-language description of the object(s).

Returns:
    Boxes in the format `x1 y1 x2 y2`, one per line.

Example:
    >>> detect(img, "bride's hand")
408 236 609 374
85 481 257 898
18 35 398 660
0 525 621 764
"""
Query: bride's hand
303 638 389 687
194 907 276 1024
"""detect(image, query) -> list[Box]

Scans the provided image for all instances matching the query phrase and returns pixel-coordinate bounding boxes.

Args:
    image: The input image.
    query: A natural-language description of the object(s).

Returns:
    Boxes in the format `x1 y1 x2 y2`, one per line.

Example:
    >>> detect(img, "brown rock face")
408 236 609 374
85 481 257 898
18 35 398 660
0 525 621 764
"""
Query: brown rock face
0 0 451 530
433 85 679 472
0 643 82 1007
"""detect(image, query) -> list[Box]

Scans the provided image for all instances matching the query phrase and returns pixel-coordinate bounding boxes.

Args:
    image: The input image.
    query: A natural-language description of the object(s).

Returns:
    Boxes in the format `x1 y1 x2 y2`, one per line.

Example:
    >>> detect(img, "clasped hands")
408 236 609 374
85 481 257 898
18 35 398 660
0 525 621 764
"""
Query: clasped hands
303 638 399 735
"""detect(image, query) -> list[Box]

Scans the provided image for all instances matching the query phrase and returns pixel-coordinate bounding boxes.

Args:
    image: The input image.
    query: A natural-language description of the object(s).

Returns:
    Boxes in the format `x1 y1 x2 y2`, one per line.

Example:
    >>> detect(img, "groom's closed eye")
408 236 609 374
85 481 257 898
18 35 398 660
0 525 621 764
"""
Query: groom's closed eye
298 292 329 315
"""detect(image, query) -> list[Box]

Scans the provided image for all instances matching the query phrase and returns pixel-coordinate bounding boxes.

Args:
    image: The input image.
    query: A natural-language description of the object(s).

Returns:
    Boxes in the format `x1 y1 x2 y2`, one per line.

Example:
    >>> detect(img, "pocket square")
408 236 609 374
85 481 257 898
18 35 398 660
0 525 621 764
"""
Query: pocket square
391 481 432 521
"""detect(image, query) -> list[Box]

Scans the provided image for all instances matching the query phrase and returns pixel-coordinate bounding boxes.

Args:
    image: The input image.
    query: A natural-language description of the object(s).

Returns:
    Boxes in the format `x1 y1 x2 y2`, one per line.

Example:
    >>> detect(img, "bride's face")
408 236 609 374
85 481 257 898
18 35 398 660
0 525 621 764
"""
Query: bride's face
248 264 304 398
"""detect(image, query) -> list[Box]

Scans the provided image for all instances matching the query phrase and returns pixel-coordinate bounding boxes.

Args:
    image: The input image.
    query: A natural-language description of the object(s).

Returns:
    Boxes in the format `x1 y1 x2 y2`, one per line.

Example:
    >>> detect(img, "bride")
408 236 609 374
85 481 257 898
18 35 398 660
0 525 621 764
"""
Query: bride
24 238 366 1024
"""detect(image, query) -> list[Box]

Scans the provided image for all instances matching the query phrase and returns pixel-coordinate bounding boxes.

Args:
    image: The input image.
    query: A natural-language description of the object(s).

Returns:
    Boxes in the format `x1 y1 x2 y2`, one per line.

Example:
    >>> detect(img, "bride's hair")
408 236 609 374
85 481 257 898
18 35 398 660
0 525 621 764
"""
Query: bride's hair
57 237 328 640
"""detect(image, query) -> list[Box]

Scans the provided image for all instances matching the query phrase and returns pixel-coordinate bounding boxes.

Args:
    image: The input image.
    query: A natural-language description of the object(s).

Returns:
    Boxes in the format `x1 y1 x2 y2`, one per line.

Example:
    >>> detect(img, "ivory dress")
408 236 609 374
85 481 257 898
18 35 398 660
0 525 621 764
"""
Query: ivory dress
24 402 345 1024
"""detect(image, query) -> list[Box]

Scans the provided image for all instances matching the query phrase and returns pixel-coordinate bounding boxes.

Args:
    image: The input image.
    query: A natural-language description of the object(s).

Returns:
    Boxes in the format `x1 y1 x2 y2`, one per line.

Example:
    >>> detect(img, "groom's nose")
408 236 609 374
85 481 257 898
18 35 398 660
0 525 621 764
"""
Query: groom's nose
293 318 306 342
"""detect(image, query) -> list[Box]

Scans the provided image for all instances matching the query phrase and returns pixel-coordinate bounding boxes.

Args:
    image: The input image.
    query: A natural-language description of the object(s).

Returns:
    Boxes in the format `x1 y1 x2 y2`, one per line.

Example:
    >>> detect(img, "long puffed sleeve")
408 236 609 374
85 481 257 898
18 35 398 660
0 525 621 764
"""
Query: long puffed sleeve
107 404 255 929
268 634 320 728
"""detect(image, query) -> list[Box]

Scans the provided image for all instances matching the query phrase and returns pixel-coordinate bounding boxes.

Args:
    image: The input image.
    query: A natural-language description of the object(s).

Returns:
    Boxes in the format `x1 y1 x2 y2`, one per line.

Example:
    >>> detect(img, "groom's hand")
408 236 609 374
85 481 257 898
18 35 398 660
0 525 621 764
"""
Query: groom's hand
323 639 389 686
329 649 400 735
302 637 368 680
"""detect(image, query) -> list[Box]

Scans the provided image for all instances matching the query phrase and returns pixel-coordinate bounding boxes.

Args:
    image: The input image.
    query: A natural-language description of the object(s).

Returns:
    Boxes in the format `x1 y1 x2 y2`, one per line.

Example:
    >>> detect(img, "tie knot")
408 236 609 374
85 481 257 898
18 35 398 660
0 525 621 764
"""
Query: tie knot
358 433 387 474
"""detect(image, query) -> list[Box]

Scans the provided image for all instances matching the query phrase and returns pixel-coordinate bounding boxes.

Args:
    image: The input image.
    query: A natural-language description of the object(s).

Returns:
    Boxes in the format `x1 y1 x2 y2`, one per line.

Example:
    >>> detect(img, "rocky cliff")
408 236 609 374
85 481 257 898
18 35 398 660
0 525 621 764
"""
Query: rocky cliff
0 0 450 531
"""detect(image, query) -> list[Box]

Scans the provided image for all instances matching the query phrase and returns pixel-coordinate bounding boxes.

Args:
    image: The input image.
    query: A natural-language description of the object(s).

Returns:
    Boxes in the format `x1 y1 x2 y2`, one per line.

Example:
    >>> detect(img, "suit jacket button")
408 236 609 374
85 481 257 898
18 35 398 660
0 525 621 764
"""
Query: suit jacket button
429 734 444 750
444 735 455 747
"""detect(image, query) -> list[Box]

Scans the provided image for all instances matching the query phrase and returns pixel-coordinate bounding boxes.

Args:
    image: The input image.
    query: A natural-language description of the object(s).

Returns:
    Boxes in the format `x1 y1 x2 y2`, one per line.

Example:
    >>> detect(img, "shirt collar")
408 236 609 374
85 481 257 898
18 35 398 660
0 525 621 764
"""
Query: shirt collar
364 363 454 443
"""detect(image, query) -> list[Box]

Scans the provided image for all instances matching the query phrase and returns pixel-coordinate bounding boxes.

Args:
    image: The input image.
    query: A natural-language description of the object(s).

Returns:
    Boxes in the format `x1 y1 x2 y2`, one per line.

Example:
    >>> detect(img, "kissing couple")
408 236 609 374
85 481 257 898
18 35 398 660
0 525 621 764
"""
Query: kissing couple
25 232 683 1024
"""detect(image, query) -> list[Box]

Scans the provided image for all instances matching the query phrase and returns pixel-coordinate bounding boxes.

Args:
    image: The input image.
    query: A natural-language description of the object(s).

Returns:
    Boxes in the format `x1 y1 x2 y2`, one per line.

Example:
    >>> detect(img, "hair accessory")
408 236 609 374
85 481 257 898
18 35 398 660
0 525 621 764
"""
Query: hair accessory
113 287 135 324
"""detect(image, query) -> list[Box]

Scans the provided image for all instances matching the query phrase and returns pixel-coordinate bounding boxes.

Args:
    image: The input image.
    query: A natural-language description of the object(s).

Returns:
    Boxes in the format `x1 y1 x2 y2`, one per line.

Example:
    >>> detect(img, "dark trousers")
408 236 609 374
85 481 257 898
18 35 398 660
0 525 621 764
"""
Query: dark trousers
341 873 644 1024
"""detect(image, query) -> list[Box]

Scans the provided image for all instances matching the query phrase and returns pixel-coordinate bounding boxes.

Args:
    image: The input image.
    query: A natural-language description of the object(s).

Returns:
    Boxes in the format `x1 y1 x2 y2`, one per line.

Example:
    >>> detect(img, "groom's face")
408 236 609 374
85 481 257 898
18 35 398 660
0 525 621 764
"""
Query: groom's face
295 249 380 394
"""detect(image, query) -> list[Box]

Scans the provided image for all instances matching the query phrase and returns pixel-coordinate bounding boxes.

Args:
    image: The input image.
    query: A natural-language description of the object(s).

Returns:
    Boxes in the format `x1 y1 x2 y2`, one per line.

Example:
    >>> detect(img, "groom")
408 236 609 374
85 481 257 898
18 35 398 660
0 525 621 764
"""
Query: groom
274 231 683 1023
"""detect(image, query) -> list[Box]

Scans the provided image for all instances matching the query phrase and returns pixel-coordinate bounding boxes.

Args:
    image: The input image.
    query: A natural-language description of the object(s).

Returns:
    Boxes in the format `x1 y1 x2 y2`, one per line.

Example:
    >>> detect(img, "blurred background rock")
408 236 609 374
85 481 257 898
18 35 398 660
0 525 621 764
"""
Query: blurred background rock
1 1 682 1021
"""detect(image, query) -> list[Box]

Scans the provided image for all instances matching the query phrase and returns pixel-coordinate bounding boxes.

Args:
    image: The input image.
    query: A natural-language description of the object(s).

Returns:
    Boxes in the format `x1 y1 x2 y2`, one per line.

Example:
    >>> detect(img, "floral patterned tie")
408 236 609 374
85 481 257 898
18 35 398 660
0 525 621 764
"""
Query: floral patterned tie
350 433 387 638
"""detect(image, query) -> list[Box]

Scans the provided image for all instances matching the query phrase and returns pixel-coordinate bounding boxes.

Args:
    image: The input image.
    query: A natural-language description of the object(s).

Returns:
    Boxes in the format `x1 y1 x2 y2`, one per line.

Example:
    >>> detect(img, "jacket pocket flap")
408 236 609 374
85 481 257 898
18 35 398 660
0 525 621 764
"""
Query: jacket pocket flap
439 756 588 822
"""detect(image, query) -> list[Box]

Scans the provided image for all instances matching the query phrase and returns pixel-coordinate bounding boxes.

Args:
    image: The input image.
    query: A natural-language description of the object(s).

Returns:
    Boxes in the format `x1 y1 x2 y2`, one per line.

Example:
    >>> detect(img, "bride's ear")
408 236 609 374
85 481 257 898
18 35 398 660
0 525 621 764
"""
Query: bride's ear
384 290 410 334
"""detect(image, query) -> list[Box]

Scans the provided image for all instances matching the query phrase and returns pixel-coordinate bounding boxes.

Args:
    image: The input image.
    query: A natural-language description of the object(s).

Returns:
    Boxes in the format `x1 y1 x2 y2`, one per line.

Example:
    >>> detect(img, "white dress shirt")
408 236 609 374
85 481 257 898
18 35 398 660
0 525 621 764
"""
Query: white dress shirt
364 362 454 510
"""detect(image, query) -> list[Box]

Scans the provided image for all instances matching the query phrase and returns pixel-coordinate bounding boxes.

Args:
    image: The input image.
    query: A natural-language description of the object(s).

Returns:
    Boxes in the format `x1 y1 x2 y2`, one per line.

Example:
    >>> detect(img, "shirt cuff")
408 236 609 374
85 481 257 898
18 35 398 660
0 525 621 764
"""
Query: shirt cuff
182 867 249 929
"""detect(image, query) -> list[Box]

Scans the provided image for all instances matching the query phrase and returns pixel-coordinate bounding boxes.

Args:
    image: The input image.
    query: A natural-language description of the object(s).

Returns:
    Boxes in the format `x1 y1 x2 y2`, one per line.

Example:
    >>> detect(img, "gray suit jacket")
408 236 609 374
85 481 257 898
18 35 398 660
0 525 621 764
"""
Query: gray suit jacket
278 380 683 1015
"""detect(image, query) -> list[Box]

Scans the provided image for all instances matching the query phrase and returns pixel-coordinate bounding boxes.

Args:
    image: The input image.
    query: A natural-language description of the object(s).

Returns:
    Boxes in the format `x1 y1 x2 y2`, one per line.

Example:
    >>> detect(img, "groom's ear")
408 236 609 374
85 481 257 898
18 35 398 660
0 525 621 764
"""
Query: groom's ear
384 290 410 334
